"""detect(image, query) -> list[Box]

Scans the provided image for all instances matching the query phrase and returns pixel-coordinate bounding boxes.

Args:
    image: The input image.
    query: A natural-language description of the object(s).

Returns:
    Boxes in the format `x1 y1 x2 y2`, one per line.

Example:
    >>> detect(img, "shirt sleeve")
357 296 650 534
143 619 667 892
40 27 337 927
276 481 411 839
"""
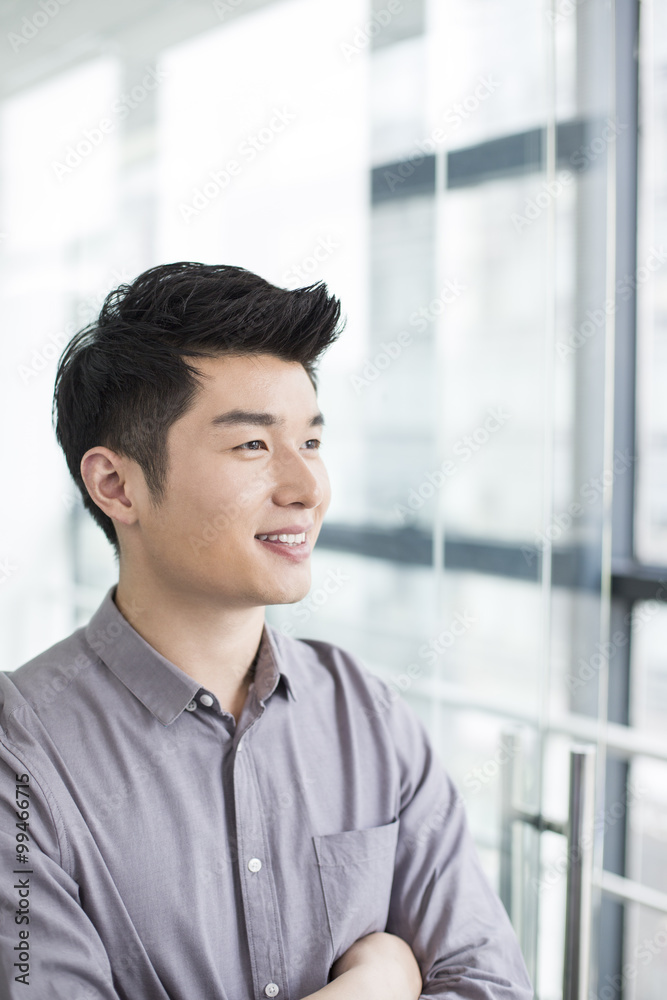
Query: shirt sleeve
0 742 122 1000
368 673 534 1000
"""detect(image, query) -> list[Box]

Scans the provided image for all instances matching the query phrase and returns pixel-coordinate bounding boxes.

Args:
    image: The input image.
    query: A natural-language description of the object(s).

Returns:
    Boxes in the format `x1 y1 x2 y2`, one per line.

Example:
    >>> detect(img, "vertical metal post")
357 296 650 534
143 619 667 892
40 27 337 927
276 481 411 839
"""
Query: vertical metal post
499 728 523 919
563 745 597 1000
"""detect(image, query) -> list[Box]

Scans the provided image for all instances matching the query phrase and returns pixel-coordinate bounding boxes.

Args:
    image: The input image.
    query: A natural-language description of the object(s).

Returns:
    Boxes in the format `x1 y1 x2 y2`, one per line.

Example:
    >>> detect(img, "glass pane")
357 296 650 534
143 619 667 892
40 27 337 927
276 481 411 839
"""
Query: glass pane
635 0 667 563
630 601 667 737
266 548 438 667
427 0 551 146
439 174 551 544
629 757 667 896
621 902 667 1000
625 756 667 1000
0 56 122 668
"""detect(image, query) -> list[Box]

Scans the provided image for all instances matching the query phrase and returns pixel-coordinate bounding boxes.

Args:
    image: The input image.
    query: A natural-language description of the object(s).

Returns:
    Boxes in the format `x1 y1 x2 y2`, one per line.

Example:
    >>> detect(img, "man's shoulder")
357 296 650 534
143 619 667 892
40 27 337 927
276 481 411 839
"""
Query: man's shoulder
0 627 100 863
267 621 365 675
2 623 96 722
265 622 393 710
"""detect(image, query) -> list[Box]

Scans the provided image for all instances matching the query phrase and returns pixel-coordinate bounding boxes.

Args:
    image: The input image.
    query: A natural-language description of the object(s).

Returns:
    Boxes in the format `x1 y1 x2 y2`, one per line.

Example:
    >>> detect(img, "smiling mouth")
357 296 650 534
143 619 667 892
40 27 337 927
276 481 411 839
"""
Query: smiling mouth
255 532 307 546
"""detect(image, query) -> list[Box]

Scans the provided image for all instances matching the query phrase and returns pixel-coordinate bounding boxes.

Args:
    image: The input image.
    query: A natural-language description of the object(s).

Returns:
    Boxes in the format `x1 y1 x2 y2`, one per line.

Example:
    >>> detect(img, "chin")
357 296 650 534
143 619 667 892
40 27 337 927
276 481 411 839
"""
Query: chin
263 577 311 607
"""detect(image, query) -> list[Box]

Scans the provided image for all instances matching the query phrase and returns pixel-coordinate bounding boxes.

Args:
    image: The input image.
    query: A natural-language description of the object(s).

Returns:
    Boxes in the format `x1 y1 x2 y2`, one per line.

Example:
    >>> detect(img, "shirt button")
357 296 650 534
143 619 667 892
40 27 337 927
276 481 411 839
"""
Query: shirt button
265 984 279 997
185 700 197 712
247 857 262 873
199 693 214 707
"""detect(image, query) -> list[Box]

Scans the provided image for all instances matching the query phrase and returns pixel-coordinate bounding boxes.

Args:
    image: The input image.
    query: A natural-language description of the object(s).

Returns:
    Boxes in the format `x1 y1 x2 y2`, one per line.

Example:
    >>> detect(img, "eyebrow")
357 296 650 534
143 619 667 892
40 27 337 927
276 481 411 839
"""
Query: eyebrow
210 409 325 429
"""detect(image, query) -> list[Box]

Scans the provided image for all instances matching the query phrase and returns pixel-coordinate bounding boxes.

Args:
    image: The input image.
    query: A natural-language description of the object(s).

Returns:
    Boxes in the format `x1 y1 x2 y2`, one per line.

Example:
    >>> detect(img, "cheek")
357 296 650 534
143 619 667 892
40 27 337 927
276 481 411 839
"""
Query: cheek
318 465 332 507
207 470 274 542
167 464 247 530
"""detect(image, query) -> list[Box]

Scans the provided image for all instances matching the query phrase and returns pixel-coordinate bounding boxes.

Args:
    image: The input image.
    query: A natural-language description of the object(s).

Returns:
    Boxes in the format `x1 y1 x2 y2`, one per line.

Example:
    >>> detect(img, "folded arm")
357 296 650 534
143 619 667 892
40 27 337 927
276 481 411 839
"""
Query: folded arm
368 673 535 1000
300 931 422 1000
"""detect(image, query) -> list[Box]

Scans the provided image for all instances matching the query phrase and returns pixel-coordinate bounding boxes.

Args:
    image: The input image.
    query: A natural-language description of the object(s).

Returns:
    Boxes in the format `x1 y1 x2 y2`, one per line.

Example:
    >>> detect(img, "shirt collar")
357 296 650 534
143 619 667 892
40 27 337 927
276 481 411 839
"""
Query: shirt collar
84 585 298 726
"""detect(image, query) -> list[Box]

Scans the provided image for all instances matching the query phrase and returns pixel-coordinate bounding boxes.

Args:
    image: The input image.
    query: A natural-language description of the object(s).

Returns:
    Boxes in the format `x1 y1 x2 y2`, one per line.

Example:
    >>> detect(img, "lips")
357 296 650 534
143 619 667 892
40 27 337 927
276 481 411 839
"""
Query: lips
255 531 307 546
254 524 313 546
254 527 312 563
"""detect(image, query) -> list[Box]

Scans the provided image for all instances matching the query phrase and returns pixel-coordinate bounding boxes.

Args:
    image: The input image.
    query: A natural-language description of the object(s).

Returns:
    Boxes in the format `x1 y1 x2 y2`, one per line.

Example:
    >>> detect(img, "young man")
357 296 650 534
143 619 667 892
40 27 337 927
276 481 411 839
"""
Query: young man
0 262 533 999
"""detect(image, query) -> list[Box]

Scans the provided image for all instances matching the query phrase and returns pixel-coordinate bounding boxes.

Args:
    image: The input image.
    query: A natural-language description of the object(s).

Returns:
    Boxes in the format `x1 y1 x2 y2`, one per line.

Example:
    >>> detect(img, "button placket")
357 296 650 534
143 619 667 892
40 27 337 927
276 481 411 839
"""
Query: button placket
234 738 288 1000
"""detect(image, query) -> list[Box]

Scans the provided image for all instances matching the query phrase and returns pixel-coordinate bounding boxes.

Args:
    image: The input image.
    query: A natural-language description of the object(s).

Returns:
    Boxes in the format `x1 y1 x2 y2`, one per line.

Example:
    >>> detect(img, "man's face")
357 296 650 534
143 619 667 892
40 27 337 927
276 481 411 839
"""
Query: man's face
121 353 331 608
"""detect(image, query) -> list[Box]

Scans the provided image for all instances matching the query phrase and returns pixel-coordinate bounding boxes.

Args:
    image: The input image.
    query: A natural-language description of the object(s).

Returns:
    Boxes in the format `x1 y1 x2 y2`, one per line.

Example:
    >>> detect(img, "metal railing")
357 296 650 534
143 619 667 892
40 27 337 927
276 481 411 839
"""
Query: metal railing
498 734 597 1000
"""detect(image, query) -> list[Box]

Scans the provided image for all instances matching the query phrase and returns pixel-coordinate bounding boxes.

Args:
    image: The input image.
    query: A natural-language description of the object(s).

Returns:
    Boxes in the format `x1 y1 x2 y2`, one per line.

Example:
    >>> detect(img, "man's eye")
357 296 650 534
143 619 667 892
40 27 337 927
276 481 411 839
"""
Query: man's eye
236 440 265 450
235 439 321 451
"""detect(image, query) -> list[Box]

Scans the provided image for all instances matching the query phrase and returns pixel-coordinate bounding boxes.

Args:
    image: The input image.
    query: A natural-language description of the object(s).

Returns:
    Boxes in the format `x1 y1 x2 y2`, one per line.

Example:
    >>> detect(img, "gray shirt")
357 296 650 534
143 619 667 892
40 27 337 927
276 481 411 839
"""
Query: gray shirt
0 584 533 999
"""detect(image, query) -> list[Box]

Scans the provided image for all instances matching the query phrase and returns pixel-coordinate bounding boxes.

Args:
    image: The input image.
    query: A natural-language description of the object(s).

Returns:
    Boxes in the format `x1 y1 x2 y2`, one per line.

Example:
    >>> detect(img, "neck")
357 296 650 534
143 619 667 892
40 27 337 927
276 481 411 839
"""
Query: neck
113 569 266 708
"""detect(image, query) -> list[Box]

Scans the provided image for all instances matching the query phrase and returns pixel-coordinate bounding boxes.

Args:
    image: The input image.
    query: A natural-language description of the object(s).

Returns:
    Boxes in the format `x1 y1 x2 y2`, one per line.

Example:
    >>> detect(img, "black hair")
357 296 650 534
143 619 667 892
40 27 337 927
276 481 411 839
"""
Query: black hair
52 261 345 560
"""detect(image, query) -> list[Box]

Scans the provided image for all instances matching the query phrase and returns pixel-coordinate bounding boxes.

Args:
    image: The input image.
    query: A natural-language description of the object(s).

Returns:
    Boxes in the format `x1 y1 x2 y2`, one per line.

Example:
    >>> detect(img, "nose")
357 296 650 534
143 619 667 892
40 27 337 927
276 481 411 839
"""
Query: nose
270 447 327 509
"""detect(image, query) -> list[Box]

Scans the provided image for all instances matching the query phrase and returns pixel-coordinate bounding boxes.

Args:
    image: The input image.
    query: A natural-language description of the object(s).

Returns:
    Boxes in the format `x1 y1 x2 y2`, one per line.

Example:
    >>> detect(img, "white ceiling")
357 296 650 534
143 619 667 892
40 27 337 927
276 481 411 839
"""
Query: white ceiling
0 0 273 99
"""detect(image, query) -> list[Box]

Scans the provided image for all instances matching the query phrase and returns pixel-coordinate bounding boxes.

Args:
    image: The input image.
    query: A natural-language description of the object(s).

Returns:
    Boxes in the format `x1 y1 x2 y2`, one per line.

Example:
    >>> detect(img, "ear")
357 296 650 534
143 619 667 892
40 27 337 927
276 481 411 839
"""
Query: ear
80 447 138 527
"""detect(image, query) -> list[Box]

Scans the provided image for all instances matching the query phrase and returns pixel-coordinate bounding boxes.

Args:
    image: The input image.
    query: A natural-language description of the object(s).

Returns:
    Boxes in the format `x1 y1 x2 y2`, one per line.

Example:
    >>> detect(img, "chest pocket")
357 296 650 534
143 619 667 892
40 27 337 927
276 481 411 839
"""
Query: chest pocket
313 818 400 964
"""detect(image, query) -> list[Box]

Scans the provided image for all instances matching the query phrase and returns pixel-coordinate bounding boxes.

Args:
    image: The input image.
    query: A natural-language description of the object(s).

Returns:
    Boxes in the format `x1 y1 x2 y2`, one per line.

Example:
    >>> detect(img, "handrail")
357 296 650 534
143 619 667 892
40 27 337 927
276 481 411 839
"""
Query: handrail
595 870 667 915
498 730 596 1000
562 746 596 1000
384 672 667 762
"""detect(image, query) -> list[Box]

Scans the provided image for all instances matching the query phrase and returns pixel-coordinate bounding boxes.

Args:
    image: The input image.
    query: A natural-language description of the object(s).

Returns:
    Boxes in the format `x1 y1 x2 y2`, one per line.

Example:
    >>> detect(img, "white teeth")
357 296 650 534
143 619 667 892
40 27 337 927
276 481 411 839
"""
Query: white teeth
256 532 306 545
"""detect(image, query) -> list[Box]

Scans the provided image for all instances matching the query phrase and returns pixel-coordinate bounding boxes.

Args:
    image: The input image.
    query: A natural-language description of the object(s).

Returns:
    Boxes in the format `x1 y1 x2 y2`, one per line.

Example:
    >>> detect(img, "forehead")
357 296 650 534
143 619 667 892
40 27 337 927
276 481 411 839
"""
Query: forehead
188 353 317 417
198 351 309 384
